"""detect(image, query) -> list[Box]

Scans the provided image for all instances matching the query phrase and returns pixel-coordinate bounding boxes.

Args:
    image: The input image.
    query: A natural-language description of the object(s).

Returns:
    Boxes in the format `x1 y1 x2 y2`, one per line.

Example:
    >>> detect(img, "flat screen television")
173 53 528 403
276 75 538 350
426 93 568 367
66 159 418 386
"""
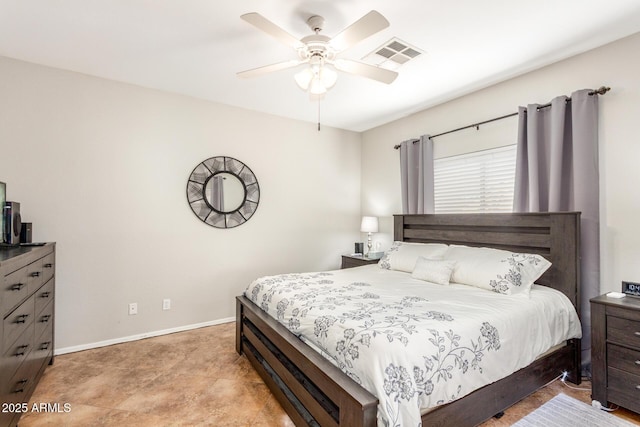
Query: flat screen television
0 181 5 243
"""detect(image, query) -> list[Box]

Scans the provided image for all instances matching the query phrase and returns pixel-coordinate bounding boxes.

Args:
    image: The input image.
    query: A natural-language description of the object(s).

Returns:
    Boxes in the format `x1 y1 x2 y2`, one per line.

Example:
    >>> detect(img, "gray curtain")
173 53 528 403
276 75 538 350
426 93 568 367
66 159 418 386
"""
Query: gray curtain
399 135 435 214
513 89 599 372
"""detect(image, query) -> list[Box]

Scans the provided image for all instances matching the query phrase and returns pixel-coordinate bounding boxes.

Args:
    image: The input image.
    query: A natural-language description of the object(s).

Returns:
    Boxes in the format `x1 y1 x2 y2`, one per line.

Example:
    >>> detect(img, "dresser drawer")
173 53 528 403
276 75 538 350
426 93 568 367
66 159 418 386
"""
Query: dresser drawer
32 322 54 373
607 315 640 349
2 294 35 350
608 343 640 375
341 256 379 269
40 252 55 283
1 266 30 315
34 278 54 316
608 366 640 413
342 258 362 269
0 322 34 386
34 299 54 341
27 252 55 296
1 353 40 405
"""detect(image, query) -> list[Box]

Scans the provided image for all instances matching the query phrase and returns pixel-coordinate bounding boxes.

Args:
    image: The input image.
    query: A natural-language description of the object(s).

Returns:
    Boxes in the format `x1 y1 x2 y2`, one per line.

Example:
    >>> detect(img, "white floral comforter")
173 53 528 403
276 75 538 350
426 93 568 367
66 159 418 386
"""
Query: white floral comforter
244 265 581 427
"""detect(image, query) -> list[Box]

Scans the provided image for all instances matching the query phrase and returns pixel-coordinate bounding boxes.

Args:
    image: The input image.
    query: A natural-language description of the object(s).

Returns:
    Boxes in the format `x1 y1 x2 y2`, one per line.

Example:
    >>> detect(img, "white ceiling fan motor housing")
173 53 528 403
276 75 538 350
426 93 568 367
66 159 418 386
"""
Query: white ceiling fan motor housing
297 16 336 62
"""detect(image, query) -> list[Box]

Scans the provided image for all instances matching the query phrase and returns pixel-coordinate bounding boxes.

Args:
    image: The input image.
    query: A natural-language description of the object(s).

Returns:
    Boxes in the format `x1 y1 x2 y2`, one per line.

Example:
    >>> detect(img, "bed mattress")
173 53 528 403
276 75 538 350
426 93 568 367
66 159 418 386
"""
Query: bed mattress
244 264 581 426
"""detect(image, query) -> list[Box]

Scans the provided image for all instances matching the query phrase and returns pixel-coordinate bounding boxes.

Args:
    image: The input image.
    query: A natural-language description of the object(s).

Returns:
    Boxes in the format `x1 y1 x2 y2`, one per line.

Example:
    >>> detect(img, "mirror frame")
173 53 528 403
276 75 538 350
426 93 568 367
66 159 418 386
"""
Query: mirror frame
186 156 260 229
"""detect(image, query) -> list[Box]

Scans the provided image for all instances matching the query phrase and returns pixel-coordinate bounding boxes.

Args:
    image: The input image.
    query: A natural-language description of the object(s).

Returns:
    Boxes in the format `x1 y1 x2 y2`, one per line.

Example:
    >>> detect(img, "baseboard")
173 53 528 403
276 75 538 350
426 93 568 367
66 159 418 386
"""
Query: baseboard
54 317 235 355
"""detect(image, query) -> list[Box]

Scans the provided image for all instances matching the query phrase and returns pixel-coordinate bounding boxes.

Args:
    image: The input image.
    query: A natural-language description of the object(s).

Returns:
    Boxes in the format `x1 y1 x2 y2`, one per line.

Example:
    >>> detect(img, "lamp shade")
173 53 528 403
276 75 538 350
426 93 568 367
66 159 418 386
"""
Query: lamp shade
360 216 379 233
309 77 327 95
294 62 337 96
319 66 337 89
294 68 314 90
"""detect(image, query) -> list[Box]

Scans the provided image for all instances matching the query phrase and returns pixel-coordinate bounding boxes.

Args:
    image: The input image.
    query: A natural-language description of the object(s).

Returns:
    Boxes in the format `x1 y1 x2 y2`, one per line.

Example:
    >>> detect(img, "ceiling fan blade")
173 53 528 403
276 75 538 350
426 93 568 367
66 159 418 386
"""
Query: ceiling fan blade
330 10 389 52
237 60 303 79
241 13 304 50
334 59 398 84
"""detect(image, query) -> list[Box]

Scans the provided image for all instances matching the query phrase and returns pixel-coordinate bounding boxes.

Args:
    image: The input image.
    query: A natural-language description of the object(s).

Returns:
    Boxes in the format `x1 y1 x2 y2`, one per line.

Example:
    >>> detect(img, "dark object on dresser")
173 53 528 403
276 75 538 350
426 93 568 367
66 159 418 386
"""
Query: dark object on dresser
3 202 21 245
19 223 32 244
0 243 55 427
341 254 379 269
236 212 581 426
0 183 5 244
591 294 640 414
354 242 363 255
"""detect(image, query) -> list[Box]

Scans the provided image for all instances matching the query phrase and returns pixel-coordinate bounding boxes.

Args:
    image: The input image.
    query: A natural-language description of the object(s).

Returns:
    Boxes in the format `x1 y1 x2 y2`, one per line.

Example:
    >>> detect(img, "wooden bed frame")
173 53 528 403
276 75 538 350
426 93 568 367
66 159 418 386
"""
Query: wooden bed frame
236 212 581 426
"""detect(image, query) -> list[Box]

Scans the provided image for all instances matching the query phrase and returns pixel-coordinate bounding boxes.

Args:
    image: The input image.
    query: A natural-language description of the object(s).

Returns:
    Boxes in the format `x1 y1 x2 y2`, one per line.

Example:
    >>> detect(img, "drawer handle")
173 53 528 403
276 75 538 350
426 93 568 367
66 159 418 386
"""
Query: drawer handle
11 283 25 291
41 314 51 323
13 379 28 394
635 360 640 366
14 344 29 357
41 291 51 298
635 332 640 337
40 341 51 350
31 271 41 277
44 263 53 268
636 385 640 390
15 314 29 324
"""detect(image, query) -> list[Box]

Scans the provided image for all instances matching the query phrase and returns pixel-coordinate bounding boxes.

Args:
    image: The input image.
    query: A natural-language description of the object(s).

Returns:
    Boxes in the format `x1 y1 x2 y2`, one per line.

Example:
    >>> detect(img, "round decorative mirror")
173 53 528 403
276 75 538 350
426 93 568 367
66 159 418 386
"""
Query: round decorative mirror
187 156 260 228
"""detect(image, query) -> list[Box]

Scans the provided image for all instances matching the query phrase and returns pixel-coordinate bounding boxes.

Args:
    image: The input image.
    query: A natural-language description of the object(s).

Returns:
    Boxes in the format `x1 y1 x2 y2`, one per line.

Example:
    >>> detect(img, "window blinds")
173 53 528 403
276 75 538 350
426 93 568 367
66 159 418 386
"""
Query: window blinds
434 145 516 213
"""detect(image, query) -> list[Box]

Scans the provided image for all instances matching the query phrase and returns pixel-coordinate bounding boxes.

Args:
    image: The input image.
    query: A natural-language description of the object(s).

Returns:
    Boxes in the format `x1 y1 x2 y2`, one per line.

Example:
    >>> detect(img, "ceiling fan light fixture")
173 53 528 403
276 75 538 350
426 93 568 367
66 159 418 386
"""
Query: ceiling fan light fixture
295 62 337 95
320 65 337 89
294 68 314 90
309 77 327 95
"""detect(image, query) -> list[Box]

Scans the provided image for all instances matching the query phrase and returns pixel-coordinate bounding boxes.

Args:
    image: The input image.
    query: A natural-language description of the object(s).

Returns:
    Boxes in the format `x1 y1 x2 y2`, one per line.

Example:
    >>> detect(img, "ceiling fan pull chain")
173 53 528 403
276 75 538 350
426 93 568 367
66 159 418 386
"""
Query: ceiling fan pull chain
317 99 321 131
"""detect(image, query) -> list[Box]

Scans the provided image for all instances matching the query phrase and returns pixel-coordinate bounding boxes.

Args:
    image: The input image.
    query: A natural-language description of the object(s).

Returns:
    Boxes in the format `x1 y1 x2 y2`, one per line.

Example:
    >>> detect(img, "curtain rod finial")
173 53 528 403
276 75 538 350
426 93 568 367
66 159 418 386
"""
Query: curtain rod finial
593 86 610 95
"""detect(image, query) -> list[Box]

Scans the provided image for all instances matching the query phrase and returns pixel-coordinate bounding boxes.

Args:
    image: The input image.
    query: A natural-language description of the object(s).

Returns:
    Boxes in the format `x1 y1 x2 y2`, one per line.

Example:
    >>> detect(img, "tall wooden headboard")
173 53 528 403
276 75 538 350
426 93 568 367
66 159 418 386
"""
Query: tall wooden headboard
394 212 581 316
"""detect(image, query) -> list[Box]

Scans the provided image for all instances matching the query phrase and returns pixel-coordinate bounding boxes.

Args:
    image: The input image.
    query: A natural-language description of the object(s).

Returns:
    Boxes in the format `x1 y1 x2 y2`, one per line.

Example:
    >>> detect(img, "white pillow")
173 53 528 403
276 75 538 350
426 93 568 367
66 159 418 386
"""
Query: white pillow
411 257 457 285
379 241 449 273
444 245 551 296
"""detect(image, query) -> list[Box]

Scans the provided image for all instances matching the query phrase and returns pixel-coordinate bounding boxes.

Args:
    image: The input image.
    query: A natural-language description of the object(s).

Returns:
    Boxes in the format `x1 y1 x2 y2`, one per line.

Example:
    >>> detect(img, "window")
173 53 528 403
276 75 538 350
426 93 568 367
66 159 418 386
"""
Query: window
434 145 517 213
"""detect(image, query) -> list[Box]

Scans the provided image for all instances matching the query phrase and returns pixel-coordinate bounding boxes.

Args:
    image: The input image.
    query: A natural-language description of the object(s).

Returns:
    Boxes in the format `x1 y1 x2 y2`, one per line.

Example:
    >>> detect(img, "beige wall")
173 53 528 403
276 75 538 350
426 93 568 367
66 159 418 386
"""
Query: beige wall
362 31 640 295
0 56 362 351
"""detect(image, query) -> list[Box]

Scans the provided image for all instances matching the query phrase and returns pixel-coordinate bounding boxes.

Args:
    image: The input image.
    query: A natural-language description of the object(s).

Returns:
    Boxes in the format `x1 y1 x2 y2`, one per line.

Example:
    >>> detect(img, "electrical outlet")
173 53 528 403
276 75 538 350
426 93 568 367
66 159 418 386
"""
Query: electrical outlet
128 302 138 315
162 299 171 310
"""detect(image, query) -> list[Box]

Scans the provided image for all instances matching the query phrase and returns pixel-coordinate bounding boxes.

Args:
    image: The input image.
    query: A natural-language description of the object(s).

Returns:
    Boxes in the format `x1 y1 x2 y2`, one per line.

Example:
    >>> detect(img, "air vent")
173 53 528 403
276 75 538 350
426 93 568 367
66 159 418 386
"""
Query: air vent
364 38 424 70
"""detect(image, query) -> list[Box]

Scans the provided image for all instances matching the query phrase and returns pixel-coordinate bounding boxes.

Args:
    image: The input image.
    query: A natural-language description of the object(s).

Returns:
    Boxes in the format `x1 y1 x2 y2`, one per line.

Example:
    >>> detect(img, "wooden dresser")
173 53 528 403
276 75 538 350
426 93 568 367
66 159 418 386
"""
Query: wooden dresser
0 243 55 427
591 294 640 414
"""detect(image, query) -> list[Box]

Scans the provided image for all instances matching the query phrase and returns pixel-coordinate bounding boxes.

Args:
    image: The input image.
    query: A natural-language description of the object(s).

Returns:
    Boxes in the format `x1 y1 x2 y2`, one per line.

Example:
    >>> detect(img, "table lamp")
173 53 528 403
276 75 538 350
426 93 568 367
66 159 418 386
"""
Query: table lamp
360 216 379 258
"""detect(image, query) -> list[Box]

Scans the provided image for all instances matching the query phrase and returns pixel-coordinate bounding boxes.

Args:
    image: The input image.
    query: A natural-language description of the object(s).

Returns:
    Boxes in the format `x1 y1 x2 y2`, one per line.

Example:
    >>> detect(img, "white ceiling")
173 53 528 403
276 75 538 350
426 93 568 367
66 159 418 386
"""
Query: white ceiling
1 1 639 132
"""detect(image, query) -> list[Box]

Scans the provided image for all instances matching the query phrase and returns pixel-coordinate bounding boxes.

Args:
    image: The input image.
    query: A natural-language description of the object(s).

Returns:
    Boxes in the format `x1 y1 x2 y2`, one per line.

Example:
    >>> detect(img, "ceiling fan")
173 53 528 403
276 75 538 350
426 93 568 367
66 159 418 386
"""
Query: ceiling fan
237 10 398 98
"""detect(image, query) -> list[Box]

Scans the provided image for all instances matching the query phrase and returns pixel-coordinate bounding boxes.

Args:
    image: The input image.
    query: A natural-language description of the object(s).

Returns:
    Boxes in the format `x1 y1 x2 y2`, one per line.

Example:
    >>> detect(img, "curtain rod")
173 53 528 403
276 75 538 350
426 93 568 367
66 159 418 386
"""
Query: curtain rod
393 86 610 149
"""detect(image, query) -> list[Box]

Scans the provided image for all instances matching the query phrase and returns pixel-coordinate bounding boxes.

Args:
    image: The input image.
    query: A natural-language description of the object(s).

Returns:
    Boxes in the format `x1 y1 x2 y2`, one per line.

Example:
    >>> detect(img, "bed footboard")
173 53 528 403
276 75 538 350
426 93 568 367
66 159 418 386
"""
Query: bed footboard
236 296 378 427
420 338 581 426
237 294 580 427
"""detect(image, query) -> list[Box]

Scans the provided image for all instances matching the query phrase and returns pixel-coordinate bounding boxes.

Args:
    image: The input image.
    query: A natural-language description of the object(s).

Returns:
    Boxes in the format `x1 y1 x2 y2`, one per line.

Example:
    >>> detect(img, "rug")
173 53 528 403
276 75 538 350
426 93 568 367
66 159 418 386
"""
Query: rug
512 393 638 426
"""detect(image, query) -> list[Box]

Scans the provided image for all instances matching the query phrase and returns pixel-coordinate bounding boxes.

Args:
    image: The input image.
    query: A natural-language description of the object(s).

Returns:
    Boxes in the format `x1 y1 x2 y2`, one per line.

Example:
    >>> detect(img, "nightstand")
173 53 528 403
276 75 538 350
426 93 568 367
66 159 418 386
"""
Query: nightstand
341 255 380 269
591 294 640 414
